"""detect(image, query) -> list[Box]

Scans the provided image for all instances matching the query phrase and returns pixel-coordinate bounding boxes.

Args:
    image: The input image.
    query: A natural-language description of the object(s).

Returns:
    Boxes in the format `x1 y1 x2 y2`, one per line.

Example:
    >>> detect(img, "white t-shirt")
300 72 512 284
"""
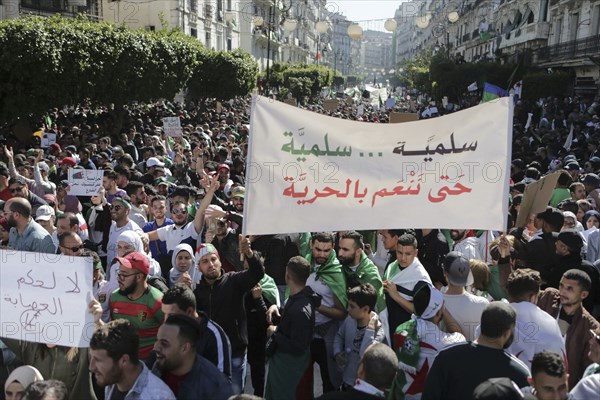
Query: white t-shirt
569 374 600 399
508 301 566 370
107 220 143 266
442 291 489 341
156 222 199 253
307 267 335 326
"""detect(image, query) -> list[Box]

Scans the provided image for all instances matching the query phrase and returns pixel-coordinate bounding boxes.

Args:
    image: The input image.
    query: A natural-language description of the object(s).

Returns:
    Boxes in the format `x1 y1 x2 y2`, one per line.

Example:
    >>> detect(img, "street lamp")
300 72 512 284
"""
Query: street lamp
315 20 329 65
254 1 293 92
416 10 459 58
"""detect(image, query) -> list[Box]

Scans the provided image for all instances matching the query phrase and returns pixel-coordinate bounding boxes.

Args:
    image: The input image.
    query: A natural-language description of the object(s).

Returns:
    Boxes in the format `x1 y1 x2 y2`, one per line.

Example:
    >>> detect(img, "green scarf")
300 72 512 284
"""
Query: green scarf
306 250 348 308
388 317 420 400
259 274 280 307
383 260 400 281
298 232 312 258
344 252 386 312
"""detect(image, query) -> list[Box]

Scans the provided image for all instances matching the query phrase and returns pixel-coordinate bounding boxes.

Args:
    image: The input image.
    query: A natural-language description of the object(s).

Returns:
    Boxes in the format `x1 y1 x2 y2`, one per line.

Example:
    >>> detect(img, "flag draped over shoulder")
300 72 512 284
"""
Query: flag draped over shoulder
482 82 508 102
388 316 420 400
306 250 348 308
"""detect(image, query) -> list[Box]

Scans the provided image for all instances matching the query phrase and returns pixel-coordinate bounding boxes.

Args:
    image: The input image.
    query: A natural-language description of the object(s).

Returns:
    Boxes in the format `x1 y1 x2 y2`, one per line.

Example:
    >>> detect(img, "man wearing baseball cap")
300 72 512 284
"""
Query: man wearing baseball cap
108 251 164 360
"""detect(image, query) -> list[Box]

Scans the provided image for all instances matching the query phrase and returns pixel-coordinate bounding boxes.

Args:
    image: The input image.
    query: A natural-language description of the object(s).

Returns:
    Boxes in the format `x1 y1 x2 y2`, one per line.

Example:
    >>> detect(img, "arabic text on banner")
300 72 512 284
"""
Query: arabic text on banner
243 96 513 235
67 169 104 196
0 250 94 347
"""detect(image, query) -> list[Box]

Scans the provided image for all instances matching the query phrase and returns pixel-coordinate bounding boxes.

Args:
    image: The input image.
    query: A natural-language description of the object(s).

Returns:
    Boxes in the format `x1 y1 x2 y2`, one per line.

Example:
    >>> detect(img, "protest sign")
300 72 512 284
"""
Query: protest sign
162 117 183 137
67 169 103 196
516 172 560 227
0 250 94 347
323 99 338 112
389 112 419 123
244 95 513 235
283 99 297 106
41 132 56 148
216 101 223 113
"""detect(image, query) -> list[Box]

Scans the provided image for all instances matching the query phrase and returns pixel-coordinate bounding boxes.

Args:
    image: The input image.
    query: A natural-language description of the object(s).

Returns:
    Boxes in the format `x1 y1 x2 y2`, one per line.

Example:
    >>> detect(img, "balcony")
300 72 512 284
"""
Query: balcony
536 33 600 63
498 22 550 50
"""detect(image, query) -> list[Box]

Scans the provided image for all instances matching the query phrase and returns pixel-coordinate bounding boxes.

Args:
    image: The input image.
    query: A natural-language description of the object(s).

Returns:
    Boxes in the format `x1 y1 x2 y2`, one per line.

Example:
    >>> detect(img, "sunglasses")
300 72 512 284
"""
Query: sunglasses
118 271 139 279
61 244 83 252
172 208 188 215
9 186 24 193
109 204 123 211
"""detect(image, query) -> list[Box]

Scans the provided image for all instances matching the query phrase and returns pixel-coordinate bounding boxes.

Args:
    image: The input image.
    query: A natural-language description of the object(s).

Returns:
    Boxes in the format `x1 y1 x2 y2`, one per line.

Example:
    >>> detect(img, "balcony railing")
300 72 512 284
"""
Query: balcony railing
536 34 600 63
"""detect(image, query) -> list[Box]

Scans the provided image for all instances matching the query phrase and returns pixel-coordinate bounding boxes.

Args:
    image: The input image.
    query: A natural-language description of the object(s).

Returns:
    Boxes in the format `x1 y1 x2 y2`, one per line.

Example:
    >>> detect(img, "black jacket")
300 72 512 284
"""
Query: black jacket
194 254 264 356
417 229 449 285
273 286 321 356
518 231 559 283
549 252 600 314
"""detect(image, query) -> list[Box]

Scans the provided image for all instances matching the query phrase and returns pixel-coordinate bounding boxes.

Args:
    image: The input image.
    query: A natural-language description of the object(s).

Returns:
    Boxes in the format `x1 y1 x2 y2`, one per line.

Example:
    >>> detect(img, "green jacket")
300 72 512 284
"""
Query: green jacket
343 252 386 312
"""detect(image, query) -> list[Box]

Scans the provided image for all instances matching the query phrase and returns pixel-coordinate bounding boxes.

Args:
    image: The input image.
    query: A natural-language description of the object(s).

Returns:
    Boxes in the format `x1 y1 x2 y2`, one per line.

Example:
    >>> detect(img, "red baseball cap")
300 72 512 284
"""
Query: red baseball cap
115 252 150 275
59 157 77 167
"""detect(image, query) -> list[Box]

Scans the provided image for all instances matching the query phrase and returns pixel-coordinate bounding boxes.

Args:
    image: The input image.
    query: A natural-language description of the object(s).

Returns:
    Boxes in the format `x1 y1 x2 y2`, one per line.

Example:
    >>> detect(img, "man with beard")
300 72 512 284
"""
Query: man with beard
106 195 143 268
89 319 175 400
538 269 600 388
193 237 264 394
143 195 173 264
102 169 127 204
422 302 530 400
337 231 385 312
449 229 482 261
125 182 148 227
108 252 165 360
152 314 233 400
4 197 55 253
146 175 218 272
7 176 48 215
305 232 348 392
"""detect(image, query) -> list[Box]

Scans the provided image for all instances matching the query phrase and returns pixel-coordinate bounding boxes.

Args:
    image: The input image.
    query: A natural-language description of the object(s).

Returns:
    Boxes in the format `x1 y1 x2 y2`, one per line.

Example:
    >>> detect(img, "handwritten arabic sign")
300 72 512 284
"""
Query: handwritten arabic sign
162 117 183 137
244 95 513 235
0 250 94 347
67 169 103 196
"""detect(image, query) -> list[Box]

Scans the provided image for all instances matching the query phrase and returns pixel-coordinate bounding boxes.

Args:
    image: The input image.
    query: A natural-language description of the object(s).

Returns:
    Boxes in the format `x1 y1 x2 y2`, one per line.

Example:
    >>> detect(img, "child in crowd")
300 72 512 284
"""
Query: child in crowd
333 283 387 390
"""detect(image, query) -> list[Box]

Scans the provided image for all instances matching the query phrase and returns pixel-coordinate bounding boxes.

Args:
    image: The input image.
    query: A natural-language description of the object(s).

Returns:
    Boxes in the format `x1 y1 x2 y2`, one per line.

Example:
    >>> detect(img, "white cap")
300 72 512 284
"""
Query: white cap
146 157 165 168
35 205 55 221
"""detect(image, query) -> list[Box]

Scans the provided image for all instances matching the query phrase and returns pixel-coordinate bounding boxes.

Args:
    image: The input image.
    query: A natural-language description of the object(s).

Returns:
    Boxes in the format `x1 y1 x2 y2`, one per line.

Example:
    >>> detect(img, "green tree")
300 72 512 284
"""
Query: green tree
187 48 258 101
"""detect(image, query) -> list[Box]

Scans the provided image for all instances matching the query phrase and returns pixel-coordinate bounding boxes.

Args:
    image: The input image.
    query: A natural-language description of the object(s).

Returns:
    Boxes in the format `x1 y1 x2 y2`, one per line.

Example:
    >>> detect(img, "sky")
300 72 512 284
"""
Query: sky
329 0 405 30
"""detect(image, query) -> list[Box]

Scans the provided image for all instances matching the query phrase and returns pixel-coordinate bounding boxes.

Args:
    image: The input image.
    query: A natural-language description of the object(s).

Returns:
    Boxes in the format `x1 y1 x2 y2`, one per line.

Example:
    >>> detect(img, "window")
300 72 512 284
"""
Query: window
190 28 197 38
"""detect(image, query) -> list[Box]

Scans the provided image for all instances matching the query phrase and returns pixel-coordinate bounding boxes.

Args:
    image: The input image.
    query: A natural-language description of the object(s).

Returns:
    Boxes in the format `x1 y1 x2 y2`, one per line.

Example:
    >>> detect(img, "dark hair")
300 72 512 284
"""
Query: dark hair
9 199 32 219
558 198 578 214
347 283 377 312
312 232 334 244
171 186 191 201
90 319 139 364
341 231 364 250
506 268 541 302
569 182 584 194
397 233 418 248
103 169 118 180
57 211 78 228
412 281 436 317
557 170 573 186
58 231 81 247
286 256 311 285
360 343 398 391
142 146 156 156
23 380 68 400
162 283 197 311
125 181 145 197
151 195 167 206
562 269 592 292
480 302 516 339
385 229 406 238
114 165 131 180
531 352 566 378
164 314 201 349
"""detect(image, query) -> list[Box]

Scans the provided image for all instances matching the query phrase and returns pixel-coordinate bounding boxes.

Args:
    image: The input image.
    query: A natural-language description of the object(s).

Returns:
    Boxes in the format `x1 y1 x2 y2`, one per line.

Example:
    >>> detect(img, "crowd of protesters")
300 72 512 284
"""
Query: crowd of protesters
0 91 599 400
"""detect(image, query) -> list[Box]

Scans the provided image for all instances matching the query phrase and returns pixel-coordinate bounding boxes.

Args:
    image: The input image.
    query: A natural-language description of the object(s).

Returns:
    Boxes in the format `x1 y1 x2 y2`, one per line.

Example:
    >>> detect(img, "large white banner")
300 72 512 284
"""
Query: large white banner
0 250 95 347
244 96 513 235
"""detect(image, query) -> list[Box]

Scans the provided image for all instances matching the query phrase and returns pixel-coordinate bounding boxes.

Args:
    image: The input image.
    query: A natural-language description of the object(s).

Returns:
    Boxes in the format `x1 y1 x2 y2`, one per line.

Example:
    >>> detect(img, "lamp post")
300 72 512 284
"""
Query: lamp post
254 1 294 93
416 9 459 59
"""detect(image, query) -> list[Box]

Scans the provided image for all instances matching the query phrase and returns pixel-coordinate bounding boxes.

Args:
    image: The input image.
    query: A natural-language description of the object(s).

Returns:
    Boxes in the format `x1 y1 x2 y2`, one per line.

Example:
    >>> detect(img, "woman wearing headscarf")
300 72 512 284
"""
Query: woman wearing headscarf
168 243 200 289
4 365 44 400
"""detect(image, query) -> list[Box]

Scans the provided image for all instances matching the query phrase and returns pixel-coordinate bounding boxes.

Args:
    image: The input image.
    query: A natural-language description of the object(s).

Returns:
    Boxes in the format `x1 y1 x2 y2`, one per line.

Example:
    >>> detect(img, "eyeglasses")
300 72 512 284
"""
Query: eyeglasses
118 271 139 279
172 208 187 215
61 244 83 252
9 186 24 193
109 204 123 211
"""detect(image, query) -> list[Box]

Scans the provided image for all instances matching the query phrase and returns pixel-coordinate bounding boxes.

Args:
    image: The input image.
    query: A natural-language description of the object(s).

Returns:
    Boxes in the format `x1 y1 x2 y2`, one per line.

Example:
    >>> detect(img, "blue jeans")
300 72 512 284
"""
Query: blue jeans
231 353 247 394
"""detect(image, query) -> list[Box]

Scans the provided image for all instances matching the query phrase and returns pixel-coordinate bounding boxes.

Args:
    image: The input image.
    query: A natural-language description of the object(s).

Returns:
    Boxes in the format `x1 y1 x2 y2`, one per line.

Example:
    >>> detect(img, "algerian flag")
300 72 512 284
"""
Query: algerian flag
388 317 420 400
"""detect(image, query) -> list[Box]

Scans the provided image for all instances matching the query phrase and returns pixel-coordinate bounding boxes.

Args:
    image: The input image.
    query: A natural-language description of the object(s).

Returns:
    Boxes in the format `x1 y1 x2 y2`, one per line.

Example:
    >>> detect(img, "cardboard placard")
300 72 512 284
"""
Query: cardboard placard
323 99 338 112
515 172 561 227
389 112 419 123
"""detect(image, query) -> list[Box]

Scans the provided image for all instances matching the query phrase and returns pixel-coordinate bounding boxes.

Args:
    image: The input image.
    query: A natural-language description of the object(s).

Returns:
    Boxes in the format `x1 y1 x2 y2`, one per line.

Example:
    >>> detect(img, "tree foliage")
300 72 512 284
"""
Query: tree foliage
187 48 258 101
0 15 258 125
521 71 570 101
264 63 334 100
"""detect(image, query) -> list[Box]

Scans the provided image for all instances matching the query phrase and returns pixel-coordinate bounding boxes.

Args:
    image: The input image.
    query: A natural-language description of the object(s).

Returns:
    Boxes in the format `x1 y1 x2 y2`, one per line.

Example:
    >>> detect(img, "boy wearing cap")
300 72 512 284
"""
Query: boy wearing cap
441 252 489 341
108 252 165 360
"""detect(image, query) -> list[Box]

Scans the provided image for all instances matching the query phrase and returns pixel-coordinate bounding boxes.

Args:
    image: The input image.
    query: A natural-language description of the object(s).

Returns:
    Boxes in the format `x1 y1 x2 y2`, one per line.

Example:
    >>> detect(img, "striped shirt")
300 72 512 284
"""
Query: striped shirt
110 286 164 359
